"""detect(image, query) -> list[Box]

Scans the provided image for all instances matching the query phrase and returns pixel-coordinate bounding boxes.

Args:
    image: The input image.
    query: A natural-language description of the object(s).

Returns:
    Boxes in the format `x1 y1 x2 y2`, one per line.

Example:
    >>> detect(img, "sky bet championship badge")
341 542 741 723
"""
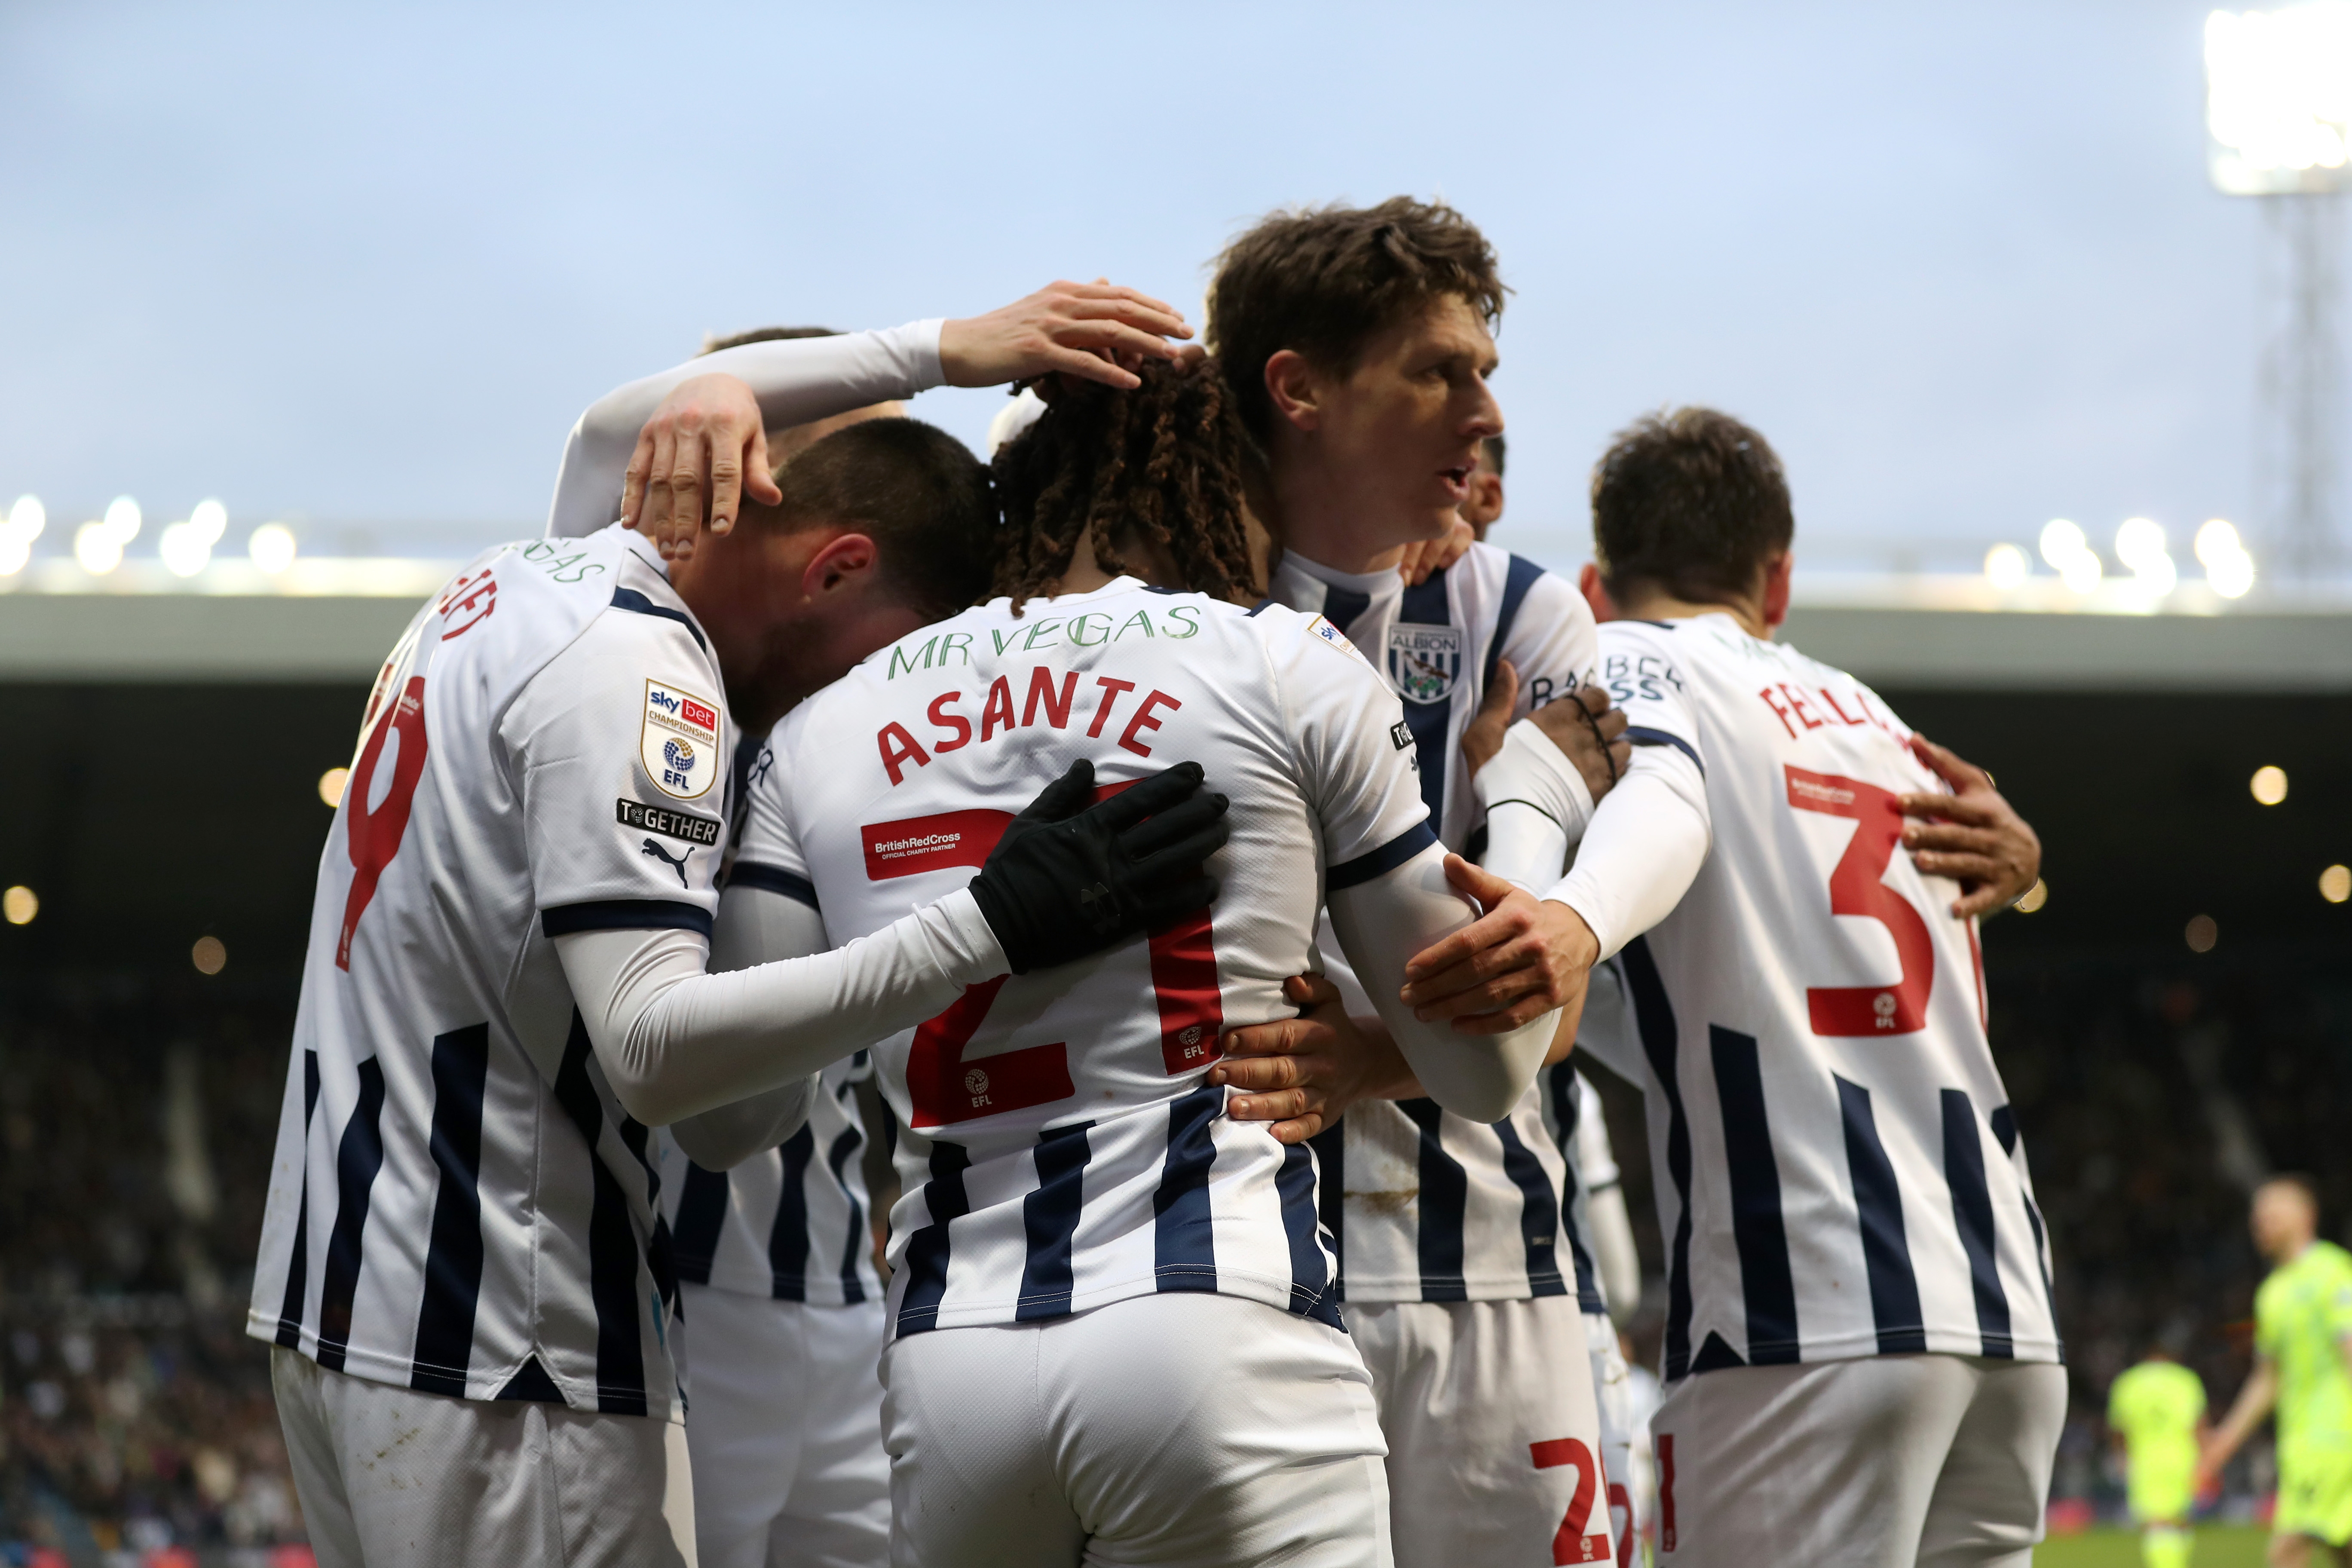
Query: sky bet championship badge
641 678 720 800
1386 624 1462 705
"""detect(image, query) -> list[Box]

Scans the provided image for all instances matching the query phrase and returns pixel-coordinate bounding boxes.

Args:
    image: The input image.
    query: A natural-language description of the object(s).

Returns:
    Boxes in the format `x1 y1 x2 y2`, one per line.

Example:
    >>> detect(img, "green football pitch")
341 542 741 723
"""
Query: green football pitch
2034 1525 2269 1566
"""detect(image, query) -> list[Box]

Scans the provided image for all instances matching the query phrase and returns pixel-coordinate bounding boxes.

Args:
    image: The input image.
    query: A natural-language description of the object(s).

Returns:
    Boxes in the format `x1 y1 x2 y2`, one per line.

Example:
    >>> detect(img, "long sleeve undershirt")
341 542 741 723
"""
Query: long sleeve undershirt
1477 739 1713 962
544 320 948 539
551 886 1003 1133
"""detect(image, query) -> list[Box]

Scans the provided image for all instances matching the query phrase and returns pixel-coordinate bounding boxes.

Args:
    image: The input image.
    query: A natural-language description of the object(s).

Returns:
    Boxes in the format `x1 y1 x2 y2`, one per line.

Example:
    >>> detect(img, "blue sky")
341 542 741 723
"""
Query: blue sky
0 0 2298 573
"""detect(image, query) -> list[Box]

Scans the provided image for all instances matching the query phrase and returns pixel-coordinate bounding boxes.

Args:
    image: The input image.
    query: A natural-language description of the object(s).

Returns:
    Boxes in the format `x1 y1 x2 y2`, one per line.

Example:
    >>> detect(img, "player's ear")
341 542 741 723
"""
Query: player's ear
1760 552 1792 630
1577 562 1617 624
1262 349 1323 434
799 530 879 599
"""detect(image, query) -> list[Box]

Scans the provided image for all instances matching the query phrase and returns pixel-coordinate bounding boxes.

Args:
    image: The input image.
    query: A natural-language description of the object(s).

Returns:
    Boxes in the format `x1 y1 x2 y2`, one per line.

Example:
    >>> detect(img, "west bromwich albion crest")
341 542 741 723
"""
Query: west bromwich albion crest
642 678 722 800
1386 624 1462 705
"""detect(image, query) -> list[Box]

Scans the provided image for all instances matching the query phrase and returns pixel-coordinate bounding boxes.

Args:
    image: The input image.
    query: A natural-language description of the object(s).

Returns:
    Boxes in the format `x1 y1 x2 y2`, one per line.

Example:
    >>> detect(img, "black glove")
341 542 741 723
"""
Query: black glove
968 758 1229 974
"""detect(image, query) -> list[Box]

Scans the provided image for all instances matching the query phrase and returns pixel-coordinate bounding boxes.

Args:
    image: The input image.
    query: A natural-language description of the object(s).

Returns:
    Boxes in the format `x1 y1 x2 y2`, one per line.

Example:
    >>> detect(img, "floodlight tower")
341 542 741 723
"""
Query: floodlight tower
2207 5 2352 579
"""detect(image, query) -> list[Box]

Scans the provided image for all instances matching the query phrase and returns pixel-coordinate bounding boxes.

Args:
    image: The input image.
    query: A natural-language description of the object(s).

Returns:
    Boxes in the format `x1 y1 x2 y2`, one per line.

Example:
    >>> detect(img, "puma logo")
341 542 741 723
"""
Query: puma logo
640 838 692 887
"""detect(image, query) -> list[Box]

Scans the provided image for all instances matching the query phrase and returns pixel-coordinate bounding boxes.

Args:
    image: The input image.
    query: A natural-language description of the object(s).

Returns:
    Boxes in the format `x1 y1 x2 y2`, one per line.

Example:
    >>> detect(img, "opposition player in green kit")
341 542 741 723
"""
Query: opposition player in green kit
2202 1176 2352 1566
2109 1343 2207 1568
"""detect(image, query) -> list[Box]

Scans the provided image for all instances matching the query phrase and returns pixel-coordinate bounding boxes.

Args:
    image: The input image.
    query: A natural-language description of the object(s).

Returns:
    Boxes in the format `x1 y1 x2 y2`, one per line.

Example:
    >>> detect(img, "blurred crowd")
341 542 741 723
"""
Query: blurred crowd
0 939 2345 1556
0 974 308 1565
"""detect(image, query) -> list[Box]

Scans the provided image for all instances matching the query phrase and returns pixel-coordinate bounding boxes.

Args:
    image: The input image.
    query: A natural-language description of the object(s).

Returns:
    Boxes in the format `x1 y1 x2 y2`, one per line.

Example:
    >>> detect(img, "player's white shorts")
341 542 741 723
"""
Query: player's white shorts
1652 1354 2067 1568
1351 1295 1610 1568
680 1284 888 1568
880 1292 1391 1568
271 1345 694 1567
1585 1311 1637 1568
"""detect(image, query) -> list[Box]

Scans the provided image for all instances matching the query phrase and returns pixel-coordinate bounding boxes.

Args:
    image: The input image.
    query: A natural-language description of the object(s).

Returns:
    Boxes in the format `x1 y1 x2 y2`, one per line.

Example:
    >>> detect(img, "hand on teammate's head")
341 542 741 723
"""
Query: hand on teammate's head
1517 684 1631 801
938 279 1192 393
1897 737 2042 920
621 373 779 563
1213 974 1416 1143
1398 856 1599 1035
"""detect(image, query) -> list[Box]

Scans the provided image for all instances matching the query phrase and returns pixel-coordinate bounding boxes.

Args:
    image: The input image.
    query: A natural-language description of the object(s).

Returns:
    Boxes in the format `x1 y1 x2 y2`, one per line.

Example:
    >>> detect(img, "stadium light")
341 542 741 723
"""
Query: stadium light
2321 863 2352 902
101 495 141 542
2185 913 2220 952
1983 543 2031 590
2114 517 2179 593
2251 763 2290 802
190 936 227 975
248 522 297 574
159 521 210 576
2196 518 2259 596
1 886 35 925
318 767 349 808
2038 518 2106 592
73 521 123 575
2206 6 2352 195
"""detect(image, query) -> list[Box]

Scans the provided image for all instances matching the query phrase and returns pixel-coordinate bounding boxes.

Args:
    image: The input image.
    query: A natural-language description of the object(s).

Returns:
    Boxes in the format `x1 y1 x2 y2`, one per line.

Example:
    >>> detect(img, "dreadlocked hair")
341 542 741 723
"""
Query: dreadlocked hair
989 356 1260 616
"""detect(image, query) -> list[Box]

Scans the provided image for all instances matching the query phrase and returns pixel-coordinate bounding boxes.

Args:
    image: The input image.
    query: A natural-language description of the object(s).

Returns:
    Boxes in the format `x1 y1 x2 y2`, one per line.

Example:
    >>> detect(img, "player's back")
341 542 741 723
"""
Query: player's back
2109 1361 2203 1459
756 576 1431 1338
2259 1241 2352 1457
250 525 726 1418
1588 612 2060 1377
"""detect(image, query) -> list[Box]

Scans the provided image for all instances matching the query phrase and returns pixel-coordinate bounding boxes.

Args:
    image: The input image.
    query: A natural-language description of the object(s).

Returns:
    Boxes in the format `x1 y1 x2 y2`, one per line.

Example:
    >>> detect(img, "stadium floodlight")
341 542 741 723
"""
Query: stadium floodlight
101 494 141 542
1983 542 2031 590
189 497 227 544
248 521 297 574
2113 517 2179 592
6 494 43 541
2195 517 2259 595
2251 763 2290 803
0 886 35 926
2207 5 2352 195
2323 863 2352 903
73 520 123 574
2039 520 2104 593
158 521 210 577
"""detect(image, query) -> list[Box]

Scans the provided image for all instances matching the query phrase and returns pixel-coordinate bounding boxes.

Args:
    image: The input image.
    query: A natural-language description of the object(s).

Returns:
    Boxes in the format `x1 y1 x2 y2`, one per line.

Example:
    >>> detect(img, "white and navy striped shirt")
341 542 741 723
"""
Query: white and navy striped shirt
660 1053 883 1308
1537 1066 1622 1319
1572 615 2061 1380
248 524 733 1421
734 580 1433 1338
1276 544 1601 1305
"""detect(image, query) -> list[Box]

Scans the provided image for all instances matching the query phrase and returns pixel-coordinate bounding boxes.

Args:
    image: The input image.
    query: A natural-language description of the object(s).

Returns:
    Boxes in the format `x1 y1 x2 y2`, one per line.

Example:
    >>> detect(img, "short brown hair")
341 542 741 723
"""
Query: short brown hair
990 357 1258 614
749 416 992 620
1208 197 1506 441
1591 408 1795 603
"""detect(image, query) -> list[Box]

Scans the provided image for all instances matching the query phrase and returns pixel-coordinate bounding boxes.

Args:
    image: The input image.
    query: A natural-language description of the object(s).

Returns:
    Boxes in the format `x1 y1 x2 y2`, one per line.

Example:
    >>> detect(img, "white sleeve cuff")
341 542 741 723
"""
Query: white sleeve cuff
1475 719 1596 846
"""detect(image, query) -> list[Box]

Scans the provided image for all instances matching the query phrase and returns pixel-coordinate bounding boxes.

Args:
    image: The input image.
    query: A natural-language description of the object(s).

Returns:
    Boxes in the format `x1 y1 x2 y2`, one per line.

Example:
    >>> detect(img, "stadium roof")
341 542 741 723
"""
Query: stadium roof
3 558 2349 691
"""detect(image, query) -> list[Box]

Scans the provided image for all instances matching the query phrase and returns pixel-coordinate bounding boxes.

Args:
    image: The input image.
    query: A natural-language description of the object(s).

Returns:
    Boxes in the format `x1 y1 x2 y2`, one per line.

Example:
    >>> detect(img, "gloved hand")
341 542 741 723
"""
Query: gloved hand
968 759 1229 974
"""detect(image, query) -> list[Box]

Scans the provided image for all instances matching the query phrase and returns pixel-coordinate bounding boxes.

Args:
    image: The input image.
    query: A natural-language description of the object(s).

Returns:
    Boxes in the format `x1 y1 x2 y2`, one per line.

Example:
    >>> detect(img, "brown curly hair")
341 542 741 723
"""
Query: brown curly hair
989 357 1262 615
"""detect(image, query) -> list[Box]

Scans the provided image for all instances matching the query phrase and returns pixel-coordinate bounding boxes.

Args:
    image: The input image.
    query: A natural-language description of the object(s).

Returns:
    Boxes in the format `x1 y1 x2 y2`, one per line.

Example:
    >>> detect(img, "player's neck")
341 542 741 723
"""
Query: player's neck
1252 447 1408 576
1612 585 1771 639
1051 527 1177 599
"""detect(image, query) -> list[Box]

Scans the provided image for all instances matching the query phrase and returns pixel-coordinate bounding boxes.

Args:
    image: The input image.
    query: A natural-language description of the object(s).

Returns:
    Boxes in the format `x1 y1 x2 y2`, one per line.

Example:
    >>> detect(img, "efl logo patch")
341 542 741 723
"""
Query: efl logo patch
1308 614 1356 655
642 678 721 801
616 799 722 846
1386 624 1462 706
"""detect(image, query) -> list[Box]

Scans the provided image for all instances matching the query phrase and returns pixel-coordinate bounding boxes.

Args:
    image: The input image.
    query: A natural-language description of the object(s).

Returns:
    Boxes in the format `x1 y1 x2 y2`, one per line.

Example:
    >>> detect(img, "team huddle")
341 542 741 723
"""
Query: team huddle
248 200 2061 1566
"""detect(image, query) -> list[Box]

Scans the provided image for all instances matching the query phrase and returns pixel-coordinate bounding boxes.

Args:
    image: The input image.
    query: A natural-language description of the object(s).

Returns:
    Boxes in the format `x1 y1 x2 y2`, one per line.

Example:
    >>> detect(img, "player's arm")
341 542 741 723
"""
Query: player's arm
511 625 1228 1127
657 880 832 1170
1404 630 1710 1029
2196 1357 2279 1488
554 281 1194 556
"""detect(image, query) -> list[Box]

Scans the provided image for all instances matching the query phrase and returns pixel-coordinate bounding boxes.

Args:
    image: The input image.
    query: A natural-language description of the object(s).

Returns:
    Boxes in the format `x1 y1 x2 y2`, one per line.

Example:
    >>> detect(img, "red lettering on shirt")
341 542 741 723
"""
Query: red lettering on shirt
1023 667 1078 729
1758 685 1798 739
928 692 971 752
979 677 1016 741
1118 690 1180 758
1779 683 1825 731
878 723 930 785
1087 677 1137 738
1817 687 1870 728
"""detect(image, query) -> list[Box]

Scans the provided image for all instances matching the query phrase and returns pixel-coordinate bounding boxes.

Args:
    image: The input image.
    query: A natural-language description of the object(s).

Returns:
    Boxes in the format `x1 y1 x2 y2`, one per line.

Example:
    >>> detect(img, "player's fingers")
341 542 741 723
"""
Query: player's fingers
1593 707 1629 741
708 438 745 538
744 424 781 508
1438 852 1521 918
621 430 657 529
1225 1087 1311 1124
1901 821 1997 852
1909 734 1990 792
1413 966 1544 1023
640 424 679 552
665 429 708 550
1061 285 1191 337
1017 758 1096 824
1216 1054 1309 1095
1213 1026 1311 1069
1267 1113 1325 1145
1096 761 1207 830
1284 973 1343 1011
1479 659 1518 720
1118 790 1228 859
1449 994 1561 1035
1400 912 1520 992
1058 315 1188 362
1912 851 2002 884
1951 886 2008 920
1897 790 1996 824
1045 345 1144 389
